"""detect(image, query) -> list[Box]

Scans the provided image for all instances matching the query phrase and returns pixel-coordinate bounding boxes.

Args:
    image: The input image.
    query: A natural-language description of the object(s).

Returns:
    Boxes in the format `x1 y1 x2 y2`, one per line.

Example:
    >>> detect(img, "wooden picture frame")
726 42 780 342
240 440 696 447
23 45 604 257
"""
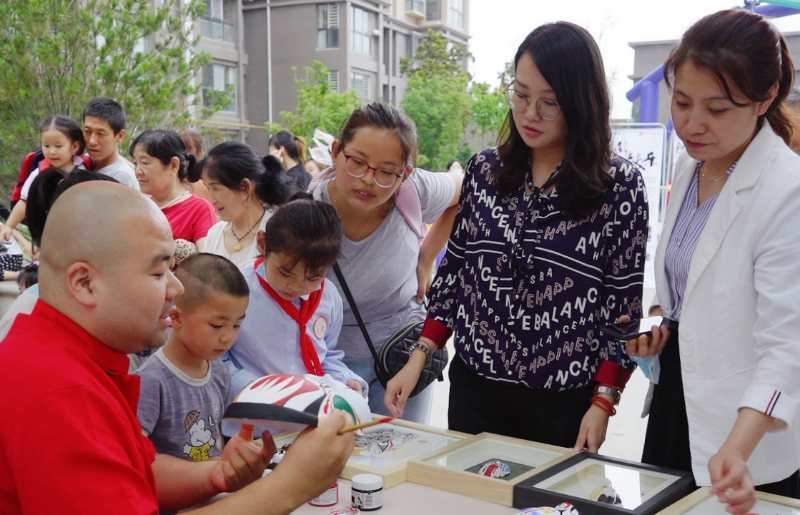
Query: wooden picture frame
659 487 800 514
342 418 467 488
512 452 695 515
406 432 576 506
269 418 466 488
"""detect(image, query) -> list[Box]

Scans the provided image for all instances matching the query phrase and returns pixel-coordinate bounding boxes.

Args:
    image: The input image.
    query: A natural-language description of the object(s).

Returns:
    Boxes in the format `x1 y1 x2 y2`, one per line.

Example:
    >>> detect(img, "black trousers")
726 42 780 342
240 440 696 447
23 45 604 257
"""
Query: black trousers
447 356 593 448
642 327 692 471
642 327 800 498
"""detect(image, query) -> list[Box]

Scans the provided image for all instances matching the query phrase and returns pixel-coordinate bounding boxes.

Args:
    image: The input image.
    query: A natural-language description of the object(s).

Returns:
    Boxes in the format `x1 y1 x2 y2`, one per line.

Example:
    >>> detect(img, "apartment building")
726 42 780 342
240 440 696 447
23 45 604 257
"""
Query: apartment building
190 0 469 151
194 0 251 142
240 0 470 152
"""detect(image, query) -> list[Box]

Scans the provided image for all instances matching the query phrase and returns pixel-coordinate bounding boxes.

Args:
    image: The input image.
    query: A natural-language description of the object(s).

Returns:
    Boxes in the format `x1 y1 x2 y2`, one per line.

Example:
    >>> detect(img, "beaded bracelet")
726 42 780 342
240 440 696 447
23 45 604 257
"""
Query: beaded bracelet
591 395 617 416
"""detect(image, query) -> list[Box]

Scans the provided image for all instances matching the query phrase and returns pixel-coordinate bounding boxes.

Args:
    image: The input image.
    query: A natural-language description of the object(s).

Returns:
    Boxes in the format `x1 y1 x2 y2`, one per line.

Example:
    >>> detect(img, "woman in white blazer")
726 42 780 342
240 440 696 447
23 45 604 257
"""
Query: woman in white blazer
625 9 800 514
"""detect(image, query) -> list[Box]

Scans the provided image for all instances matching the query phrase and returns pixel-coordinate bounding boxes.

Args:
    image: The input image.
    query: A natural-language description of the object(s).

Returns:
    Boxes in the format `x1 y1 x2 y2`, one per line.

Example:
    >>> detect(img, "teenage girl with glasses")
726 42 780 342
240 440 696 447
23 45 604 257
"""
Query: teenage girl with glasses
310 102 463 422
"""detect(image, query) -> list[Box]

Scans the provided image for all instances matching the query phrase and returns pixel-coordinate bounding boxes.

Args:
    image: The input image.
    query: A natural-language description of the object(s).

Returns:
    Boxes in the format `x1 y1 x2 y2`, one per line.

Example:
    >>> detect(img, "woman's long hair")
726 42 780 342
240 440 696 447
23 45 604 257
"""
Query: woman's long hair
497 22 612 219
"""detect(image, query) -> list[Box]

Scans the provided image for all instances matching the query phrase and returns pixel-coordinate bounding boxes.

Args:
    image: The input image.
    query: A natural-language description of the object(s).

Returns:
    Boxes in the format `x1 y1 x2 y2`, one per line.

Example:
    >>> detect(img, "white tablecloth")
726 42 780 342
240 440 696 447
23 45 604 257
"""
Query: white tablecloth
293 480 520 515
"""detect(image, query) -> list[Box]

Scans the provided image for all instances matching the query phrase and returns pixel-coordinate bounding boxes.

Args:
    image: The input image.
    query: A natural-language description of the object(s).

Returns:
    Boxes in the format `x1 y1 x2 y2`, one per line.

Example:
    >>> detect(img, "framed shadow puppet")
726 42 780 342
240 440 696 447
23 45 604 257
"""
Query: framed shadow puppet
407 432 575 506
269 418 465 487
513 453 695 514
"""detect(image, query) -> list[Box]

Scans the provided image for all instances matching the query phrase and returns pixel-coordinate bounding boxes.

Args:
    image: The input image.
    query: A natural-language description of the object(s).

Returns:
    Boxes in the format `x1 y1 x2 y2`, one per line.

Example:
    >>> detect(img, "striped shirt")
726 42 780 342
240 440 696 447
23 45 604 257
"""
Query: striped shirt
423 148 649 391
664 162 736 320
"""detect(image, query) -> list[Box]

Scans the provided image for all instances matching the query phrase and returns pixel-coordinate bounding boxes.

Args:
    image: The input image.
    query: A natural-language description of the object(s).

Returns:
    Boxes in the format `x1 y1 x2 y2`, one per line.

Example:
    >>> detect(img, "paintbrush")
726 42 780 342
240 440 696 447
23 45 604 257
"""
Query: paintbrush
339 416 393 435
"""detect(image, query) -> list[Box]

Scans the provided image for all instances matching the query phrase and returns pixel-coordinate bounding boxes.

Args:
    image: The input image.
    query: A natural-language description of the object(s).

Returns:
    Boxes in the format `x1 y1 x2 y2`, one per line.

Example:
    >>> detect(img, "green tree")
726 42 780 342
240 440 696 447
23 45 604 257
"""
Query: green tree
269 61 361 144
468 61 514 140
469 82 507 138
0 0 222 192
456 141 474 166
401 30 472 171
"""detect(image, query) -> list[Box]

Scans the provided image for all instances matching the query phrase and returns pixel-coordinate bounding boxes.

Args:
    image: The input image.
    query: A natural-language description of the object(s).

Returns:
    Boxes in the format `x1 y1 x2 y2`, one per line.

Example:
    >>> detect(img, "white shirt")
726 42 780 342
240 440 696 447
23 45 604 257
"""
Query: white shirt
97 155 139 191
198 210 272 270
654 124 800 485
20 156 87 201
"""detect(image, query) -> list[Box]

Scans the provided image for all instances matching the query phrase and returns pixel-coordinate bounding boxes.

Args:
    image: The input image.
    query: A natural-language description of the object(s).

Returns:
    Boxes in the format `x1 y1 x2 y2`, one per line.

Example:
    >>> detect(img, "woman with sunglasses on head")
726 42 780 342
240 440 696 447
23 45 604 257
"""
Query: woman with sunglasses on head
627 10 800 514
386 23 649 451
310 102 463 422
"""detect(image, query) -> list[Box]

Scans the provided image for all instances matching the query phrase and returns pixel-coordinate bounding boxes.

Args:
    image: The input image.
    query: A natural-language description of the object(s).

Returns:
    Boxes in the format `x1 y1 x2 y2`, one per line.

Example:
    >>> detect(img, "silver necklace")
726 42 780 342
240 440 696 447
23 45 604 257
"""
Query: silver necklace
699 160 737 183
700 167 727 183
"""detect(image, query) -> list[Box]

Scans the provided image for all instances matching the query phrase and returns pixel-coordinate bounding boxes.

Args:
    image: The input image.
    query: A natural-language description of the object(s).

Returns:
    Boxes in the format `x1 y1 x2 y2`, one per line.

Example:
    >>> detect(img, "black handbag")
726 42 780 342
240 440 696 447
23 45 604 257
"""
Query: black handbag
333 263 448 398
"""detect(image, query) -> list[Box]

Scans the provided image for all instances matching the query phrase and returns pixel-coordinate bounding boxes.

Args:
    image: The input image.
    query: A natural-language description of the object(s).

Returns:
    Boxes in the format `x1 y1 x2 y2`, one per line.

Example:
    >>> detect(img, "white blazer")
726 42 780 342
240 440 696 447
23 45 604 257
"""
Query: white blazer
654 124 800 485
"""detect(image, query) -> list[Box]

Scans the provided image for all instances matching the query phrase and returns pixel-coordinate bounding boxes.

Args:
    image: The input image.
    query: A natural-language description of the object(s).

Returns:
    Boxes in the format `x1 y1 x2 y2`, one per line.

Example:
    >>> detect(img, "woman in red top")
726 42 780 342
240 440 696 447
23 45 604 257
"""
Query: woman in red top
130 130 217 247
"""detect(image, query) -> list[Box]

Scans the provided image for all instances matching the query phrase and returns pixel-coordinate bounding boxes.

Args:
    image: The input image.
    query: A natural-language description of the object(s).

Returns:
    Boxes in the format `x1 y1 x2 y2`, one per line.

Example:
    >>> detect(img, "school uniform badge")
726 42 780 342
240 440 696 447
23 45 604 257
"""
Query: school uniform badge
313 316 328 339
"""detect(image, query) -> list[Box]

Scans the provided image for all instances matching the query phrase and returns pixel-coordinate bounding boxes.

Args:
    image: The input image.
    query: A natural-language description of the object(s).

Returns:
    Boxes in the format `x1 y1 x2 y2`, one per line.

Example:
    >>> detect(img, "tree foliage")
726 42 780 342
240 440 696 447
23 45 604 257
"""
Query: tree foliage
0 0 222 190
401 30 472 171
469 82 507 138
469 61 515 140
269 61 361 144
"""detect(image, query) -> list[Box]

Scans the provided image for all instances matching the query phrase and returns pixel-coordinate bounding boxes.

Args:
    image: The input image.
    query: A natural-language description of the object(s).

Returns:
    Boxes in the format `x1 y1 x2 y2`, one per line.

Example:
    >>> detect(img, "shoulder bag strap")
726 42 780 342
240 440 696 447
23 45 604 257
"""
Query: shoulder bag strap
332 263 385 373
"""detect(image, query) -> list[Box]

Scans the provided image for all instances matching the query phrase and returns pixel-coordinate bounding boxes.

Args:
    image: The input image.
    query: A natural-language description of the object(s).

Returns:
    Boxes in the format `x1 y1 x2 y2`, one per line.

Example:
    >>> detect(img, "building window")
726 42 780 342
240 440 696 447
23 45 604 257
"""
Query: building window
425 0 440 21
393 32 410 77
406 0 425 14
199 0 234 41
383 29 390 75
448 0 464 29
317 3 339 49
202 63 238 113
198 18 235 42
206 0 223 19
328 70 339 93
351 70 373 102
350 6 376 56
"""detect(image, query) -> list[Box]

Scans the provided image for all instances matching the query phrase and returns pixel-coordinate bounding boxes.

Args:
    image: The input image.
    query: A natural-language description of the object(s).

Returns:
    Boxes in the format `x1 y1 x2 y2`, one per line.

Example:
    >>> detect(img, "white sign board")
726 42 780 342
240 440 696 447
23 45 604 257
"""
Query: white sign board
612 124 668 289
669 128 686 187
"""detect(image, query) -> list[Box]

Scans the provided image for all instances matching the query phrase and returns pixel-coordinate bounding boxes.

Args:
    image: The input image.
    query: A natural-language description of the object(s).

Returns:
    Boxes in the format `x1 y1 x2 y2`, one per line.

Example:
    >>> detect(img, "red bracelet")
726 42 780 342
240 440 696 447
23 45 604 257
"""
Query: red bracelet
591 395 616 416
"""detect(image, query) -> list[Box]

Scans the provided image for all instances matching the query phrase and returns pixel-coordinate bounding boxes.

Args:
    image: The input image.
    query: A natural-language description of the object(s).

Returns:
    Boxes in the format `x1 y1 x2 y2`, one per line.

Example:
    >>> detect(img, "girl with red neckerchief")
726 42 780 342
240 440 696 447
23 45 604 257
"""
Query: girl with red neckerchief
223 194 367 399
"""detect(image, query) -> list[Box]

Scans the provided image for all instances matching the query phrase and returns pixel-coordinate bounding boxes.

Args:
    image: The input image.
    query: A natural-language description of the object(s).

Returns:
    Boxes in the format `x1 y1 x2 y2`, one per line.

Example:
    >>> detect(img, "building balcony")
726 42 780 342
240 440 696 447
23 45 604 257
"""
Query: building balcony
198 16 235 43
405 0 425 20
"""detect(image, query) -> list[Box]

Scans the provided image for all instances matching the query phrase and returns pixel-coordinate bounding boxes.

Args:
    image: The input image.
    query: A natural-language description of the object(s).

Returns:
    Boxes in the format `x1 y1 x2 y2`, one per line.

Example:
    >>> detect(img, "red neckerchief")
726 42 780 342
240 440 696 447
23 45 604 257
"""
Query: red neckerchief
254 257 325 376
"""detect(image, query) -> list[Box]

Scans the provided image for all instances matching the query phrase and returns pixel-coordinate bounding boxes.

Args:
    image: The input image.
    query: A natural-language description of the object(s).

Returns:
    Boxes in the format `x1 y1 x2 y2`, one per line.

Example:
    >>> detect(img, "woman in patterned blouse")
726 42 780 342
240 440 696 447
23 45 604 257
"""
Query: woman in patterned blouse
385 22 649 451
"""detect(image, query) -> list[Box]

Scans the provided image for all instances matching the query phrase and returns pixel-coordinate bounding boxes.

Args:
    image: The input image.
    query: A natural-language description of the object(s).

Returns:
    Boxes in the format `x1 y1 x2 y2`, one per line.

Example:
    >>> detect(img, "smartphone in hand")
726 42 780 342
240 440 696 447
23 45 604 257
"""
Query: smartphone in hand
600 316 671 341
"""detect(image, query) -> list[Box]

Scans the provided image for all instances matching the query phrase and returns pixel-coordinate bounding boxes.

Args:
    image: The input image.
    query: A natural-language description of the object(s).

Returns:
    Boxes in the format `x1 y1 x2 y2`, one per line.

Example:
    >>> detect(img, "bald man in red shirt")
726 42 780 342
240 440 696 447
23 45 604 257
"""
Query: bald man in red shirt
0 182 353 514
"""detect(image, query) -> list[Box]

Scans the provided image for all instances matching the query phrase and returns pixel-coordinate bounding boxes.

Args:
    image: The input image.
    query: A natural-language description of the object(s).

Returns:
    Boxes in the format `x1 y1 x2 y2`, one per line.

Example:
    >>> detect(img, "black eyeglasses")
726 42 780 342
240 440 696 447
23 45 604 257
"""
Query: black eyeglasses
342 152 406 189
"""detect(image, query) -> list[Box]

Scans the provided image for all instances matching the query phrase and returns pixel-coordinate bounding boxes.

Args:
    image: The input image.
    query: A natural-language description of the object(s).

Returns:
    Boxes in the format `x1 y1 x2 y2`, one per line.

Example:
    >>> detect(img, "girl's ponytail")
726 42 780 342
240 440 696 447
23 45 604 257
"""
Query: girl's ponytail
294 136 307 162
184 152 202 183
257 155 291 206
